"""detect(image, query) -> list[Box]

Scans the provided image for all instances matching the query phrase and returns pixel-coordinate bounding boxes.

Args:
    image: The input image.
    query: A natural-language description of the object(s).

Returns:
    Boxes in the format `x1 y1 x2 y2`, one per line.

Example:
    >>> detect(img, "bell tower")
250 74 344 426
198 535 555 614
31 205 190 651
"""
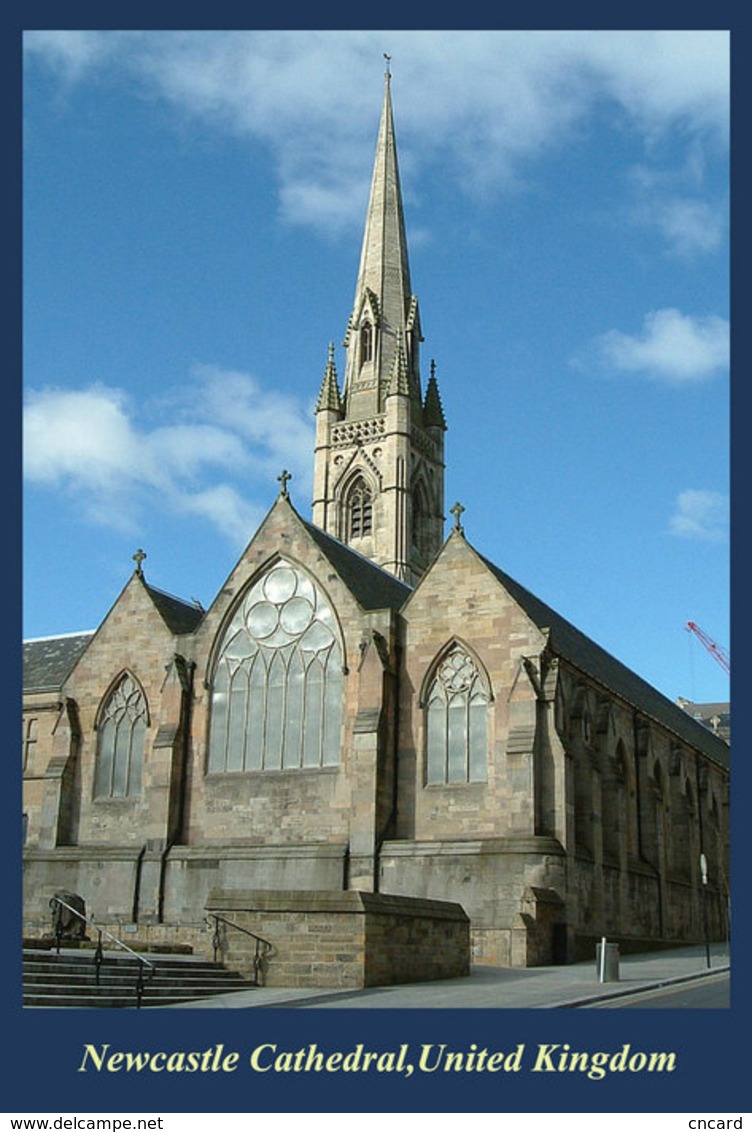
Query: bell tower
311 66 447 585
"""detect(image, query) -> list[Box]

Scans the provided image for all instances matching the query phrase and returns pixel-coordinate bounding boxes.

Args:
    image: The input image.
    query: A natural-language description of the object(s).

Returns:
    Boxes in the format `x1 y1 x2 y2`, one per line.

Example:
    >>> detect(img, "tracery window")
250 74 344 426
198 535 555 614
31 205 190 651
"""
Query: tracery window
347 478 373 539
425 646 489 785
208 562 343 773
93 674 147 798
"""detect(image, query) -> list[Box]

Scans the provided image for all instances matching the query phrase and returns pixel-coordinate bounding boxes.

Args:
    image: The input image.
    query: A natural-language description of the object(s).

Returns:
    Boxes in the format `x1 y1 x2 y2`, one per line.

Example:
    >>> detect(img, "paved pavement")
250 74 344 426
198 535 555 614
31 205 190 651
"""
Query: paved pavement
165 942 730 1009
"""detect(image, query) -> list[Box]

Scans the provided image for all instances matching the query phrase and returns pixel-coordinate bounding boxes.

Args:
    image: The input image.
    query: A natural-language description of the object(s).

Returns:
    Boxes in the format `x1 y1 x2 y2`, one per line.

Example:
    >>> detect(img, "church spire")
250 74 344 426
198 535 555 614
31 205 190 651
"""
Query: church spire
342 65 422 418
312 68 446 586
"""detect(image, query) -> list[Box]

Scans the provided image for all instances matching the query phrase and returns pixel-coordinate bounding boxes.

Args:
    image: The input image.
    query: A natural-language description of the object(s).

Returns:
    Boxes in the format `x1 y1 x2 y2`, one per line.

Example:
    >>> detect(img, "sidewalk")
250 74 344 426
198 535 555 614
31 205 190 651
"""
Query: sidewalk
165 942 730 1009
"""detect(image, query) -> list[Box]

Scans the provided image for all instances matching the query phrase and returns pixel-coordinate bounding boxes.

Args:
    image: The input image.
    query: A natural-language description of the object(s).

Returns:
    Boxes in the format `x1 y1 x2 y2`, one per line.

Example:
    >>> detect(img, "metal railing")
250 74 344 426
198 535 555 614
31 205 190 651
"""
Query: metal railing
206 913 272 986
49 895 156 1008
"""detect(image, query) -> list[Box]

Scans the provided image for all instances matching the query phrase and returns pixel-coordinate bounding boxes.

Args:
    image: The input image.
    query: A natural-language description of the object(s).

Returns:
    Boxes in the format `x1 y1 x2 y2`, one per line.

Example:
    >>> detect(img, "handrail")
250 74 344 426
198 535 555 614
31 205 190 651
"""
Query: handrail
206 913 272 986
49 895 155 1008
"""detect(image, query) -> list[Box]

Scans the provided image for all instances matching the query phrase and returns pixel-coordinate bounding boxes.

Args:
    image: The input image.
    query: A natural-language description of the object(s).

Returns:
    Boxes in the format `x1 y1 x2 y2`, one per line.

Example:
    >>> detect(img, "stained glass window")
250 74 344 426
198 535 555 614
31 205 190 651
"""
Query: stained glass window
209 562 343 772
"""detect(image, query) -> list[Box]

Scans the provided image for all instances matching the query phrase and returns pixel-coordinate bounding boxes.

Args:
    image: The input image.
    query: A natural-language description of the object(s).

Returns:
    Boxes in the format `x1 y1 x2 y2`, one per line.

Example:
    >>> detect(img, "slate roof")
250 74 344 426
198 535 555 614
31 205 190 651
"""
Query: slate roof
478 551 730 770
301 519 413 612
145 583 205 635
23 632 95 694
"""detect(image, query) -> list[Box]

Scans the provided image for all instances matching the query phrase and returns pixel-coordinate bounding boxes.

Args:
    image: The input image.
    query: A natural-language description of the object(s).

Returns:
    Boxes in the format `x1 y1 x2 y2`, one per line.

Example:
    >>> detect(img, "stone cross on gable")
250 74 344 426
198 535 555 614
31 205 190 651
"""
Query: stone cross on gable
132 548 147 576
278 469 292 499
450 501 465 535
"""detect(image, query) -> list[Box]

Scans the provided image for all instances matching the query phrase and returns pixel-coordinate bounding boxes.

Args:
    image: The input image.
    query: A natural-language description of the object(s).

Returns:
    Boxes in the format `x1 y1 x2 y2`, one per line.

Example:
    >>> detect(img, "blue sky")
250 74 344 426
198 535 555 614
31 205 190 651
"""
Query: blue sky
22 29 730 707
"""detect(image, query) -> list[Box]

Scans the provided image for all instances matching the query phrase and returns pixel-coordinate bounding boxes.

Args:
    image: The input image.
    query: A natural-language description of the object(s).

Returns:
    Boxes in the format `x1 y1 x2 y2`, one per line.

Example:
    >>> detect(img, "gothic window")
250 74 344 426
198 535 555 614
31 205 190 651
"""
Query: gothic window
22 717 37 771
347 478 373 540
93 674 147 798
208 562 343 773
412 481 432 562
360 322 373 364
425 646 489 785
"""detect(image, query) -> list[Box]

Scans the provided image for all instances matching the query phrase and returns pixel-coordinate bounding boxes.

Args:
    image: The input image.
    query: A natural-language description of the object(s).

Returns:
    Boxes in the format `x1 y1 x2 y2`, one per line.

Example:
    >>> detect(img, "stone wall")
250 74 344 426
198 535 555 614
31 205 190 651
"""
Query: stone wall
204 888 470 988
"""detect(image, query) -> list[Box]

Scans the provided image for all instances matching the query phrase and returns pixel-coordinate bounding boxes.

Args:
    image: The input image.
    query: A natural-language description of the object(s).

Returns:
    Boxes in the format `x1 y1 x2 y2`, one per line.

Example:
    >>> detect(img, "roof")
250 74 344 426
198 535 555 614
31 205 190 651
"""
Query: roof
477 551 730 770
145 583 205 635
301 519 413 612
23 632 94 693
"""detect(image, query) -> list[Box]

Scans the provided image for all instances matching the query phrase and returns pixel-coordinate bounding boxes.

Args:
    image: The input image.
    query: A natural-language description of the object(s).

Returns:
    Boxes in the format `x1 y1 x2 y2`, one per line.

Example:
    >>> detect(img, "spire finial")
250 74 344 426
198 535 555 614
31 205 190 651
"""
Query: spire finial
383 53 391 78
277 469 292 499
450 502 465 535
132 548 147 576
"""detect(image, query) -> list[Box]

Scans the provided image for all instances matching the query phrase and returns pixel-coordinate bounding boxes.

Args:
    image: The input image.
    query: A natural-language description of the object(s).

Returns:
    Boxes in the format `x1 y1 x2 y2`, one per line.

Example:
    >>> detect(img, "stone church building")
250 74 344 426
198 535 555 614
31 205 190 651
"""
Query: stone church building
23 73 730 983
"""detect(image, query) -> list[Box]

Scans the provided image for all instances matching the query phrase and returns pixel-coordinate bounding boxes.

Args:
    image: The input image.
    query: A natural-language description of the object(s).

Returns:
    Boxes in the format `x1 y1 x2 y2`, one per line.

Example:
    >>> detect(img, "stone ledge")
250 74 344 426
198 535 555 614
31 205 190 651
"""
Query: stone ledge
206 887 469 922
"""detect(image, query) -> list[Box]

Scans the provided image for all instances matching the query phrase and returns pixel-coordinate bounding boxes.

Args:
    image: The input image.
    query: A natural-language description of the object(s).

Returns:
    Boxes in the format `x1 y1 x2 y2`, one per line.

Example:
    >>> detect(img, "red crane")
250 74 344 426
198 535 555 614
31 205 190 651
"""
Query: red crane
686 621 730 674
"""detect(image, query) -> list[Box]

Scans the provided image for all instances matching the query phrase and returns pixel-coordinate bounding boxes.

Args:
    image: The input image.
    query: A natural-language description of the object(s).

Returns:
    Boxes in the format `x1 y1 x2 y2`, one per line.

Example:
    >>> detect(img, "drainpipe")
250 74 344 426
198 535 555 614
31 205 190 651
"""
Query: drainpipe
694 753 706 941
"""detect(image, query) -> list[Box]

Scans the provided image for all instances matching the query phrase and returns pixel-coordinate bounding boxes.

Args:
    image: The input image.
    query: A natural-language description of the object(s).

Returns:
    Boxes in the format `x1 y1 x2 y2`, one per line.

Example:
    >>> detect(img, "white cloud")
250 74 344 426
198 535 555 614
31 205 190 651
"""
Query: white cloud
634 194 727 259
23 386 143 487
669 490 729 542
23 30 729 233
177 485 264 546
593 308 729 384
23 368 315 545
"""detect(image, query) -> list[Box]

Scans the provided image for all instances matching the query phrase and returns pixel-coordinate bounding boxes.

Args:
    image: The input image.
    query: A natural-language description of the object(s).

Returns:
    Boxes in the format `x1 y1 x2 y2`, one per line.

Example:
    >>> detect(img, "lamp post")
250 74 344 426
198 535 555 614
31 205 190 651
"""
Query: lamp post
700 852 711 969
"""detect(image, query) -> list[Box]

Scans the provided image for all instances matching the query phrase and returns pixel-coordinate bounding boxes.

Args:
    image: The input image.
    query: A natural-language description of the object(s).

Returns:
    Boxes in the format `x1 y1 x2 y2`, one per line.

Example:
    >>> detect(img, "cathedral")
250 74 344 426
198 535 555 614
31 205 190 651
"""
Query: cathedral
22 72 730 985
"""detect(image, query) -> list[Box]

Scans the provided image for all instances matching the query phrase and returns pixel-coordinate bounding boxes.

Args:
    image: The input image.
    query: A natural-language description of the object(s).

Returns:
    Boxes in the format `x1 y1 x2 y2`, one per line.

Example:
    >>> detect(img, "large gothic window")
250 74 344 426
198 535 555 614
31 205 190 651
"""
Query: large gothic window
425 646 489 785
346 478 373 540
94 674 147 798
208 562 343 773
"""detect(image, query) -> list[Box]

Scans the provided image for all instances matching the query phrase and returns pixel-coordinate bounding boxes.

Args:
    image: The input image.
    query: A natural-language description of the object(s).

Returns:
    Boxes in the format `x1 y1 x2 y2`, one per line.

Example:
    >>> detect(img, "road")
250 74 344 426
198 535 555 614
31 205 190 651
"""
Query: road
588 972 730 1008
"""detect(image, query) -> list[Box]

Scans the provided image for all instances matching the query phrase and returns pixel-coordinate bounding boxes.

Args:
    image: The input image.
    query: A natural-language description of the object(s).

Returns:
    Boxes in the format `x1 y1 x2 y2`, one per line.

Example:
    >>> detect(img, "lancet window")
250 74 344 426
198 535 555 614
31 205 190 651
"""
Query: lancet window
93 674 147 798
347 478 373 540
412 481 432 562
360 321 374 364
208 562 343 773
425 645 489 785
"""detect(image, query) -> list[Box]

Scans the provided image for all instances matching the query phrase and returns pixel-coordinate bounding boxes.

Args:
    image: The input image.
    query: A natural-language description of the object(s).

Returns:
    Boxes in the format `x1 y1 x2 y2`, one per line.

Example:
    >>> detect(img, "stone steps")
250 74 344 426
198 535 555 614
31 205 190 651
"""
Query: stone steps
22 947 254 1008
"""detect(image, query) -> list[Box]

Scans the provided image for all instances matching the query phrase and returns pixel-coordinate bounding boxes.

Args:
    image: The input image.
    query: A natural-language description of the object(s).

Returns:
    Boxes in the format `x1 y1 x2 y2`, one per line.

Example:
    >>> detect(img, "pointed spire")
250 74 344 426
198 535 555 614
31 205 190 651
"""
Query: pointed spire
343 66 419 410
387 332 411 396
315 343 343 413
423 359 447 429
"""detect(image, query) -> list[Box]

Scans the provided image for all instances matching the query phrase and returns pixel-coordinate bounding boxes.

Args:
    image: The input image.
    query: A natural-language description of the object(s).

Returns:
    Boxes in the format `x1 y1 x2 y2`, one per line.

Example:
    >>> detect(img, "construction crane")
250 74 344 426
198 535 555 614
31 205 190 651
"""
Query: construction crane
686 621 730 674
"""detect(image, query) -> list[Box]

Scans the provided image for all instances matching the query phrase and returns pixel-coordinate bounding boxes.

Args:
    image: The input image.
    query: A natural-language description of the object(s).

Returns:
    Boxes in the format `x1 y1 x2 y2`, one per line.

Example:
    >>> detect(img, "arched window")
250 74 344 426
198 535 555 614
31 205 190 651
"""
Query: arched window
208 562 343 773
360 321 373 364
425 646 489 785
347 478 373 540
412 480 432 562
94 674 147 798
